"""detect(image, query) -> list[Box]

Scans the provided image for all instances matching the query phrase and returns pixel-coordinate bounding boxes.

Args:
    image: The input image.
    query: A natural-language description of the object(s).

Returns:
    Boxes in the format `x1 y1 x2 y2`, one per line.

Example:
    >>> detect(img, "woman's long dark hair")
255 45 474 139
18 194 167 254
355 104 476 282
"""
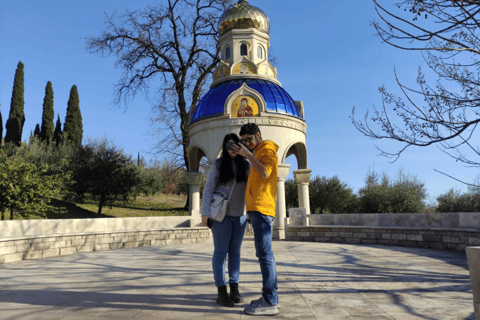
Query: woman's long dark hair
218 133 249 185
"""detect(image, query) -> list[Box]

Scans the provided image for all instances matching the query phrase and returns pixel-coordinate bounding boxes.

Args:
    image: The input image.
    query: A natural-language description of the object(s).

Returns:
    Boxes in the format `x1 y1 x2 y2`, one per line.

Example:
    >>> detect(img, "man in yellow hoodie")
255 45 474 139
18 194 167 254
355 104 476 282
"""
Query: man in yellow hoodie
233 123 280 316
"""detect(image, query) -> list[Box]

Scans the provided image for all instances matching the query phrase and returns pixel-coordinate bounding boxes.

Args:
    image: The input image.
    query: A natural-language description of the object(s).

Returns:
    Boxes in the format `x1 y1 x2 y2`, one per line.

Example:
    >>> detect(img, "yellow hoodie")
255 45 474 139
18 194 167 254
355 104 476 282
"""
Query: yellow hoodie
246 140 279 217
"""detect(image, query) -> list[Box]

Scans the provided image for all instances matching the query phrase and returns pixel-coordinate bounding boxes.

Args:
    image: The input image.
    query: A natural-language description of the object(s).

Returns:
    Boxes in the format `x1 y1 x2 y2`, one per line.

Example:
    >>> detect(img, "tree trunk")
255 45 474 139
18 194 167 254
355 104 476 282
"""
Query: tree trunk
98 195 105 215
10 207 14 220
1 209 4 220
181 114 191 211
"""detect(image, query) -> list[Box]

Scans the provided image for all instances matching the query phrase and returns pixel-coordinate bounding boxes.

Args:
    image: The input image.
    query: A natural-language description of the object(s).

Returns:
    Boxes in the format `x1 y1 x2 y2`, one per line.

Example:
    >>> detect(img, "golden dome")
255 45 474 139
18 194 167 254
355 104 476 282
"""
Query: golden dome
219 0 270 36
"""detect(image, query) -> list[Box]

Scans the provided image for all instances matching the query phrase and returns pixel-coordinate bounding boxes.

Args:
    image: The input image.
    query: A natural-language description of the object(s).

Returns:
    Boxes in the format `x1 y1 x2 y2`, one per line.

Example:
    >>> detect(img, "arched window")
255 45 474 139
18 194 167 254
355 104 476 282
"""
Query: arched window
257 46 263 59
240 43 247 56
225 47 231 60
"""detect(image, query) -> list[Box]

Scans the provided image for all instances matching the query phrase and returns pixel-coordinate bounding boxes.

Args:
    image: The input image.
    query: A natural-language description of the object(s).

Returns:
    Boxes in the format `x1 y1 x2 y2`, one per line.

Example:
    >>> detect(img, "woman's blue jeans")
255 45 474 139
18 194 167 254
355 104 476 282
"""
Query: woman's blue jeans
211 214 247 288
248 211 278 306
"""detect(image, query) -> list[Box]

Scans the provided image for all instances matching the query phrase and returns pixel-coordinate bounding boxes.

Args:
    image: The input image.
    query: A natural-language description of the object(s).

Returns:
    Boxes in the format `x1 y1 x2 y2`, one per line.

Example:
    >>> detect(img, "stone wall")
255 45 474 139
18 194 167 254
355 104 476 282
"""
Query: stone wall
0 228 211 264
0 216 191 239
286 226 480 252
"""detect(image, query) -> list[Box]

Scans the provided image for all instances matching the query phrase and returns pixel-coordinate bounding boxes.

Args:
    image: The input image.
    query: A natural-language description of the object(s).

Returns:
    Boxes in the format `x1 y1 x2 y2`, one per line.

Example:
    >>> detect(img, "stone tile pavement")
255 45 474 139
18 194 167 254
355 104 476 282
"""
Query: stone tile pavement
0 236 474 320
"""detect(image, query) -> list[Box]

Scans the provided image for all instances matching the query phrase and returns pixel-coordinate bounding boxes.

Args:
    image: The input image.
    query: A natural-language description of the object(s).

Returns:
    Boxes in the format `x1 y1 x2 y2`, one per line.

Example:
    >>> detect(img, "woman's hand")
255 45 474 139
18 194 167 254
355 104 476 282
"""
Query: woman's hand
202 215 209 227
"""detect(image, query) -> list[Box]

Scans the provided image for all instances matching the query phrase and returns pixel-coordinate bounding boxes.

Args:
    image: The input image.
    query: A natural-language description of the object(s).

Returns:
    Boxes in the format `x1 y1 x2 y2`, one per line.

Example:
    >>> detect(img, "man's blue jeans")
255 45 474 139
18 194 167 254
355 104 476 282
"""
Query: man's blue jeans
248 211 278 306
211 214 247 287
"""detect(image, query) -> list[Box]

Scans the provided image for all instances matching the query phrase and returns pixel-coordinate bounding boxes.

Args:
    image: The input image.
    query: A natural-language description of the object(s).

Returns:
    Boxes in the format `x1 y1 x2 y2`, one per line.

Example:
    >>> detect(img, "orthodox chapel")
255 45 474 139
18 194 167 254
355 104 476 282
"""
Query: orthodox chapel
186 0 311 239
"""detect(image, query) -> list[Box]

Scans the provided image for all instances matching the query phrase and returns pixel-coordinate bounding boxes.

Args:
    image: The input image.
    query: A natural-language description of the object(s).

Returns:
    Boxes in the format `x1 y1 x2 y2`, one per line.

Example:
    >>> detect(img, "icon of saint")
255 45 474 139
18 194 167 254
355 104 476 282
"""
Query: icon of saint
239 64 248 74
237 98 254 117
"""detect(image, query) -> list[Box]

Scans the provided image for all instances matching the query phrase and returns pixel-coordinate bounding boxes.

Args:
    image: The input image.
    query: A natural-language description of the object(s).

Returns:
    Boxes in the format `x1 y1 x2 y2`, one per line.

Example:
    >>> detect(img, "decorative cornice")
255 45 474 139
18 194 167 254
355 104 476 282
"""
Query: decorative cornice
211 74 281 87
218 27 270 42
188 114 307 137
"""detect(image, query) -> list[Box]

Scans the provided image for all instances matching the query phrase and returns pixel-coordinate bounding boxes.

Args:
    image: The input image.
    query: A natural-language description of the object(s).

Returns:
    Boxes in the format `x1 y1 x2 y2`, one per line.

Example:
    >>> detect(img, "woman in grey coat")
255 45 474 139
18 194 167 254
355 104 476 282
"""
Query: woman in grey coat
201 133 250 307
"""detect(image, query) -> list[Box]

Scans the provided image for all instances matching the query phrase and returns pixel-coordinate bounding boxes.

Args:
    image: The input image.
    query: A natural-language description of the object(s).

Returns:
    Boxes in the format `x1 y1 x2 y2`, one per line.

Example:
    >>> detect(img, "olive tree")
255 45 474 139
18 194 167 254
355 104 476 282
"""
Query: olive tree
358 169 427 213
0 150 62 220
67 138 140 215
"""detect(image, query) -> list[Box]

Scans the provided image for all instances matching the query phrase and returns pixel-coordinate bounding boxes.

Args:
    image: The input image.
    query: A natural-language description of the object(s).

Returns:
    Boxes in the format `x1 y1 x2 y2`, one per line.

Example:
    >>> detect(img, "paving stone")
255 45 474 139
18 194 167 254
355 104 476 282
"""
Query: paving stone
4 252 23 262
109 243 124 250
60 247 76 256
15 244 30 252
42 248 60 258
0 246 17 255
77 245 94 252
51 241 67 249
24 250 43 260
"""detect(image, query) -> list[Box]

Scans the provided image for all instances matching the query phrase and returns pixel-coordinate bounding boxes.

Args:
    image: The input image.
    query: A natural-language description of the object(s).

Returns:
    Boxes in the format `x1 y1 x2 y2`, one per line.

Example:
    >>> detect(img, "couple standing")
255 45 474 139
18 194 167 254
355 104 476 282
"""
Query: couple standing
200 123 280 316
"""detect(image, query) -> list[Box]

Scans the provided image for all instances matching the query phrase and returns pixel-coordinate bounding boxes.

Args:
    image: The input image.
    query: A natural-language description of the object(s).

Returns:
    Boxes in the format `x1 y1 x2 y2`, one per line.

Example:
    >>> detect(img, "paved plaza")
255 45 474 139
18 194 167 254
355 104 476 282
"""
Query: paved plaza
0 236 474 320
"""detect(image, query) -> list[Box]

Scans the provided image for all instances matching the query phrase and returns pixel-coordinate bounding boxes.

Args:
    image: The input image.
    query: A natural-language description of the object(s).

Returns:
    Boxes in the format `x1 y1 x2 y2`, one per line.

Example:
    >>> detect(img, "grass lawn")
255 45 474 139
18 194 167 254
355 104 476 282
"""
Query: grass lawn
2 194 189 220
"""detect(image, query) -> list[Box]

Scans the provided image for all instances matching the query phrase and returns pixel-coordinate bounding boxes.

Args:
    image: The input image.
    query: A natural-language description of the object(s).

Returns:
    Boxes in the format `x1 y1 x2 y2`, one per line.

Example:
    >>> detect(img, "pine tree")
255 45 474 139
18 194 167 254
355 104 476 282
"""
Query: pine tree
40 81 54 143
53 114 62 145
33 124 40 138
63 85 83 146
5 61 26 145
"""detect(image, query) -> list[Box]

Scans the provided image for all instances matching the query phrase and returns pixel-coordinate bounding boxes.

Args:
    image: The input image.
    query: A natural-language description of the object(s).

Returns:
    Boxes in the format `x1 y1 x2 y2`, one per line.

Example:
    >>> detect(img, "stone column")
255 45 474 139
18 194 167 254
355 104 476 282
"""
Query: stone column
201 164 212 180
274 164 290 240
185 172 204 227
293 169 312 215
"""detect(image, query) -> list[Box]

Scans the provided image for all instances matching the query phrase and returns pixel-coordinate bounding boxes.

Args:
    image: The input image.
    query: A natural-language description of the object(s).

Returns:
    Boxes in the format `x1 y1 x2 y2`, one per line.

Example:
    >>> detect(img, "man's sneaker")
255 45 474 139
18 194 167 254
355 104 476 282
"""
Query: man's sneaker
244 299 279 316
249 296 281 309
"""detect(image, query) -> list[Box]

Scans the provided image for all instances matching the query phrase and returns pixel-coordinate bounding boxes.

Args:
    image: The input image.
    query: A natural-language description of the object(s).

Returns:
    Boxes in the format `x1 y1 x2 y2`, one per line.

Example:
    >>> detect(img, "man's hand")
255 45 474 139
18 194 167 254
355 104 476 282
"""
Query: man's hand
233 142 268 179
232 142 251 158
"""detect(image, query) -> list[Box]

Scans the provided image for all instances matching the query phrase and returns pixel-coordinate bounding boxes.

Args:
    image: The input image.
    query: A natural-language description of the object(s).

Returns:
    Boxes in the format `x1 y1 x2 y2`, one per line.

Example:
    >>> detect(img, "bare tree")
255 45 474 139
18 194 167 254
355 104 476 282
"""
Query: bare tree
351 0 480 169
86 0 233 170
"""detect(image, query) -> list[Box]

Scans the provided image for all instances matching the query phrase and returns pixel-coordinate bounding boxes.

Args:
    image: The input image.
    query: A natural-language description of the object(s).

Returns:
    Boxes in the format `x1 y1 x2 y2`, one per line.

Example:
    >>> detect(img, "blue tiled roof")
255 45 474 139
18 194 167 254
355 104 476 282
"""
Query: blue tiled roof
190 79 301 124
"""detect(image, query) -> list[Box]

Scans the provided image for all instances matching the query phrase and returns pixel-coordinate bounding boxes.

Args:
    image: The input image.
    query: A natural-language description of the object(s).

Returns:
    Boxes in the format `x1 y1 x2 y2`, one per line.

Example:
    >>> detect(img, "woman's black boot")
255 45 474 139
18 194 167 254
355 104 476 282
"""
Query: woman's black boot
216 286 234 307
229 283 243 303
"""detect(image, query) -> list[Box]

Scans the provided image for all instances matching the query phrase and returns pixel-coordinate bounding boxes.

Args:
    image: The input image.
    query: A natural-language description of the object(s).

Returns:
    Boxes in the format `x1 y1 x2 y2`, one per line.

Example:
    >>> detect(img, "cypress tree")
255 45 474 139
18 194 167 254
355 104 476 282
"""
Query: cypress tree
0 109 3 144
53 114 62 145
5 61 26 145
33 124 40 138
28 130 34 143
40 81 54 143
63 85 83 146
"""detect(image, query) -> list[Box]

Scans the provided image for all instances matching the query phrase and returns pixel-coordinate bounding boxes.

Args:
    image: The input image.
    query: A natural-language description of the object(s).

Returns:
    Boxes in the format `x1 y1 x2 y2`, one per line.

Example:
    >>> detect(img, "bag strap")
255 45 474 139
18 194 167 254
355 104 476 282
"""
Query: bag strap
225 179 236 204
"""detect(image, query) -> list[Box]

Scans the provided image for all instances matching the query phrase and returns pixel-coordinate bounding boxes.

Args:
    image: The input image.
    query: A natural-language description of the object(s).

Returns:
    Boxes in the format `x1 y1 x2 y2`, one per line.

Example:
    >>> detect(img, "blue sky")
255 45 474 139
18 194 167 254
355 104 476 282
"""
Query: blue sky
0 0 476 201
